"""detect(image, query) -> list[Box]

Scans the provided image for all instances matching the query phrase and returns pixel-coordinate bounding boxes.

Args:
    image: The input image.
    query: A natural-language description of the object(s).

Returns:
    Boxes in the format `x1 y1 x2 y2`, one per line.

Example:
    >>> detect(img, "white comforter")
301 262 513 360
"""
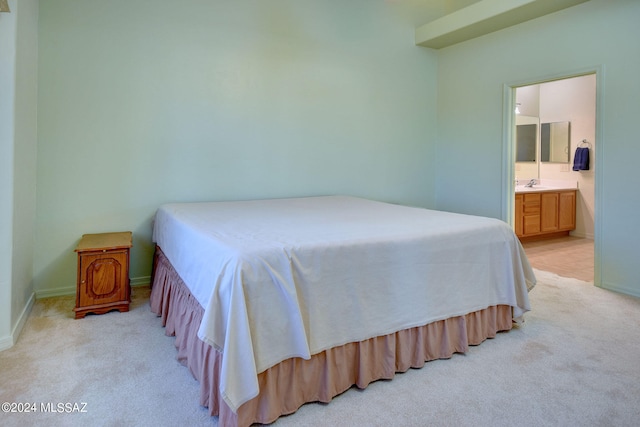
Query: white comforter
152 196 535 412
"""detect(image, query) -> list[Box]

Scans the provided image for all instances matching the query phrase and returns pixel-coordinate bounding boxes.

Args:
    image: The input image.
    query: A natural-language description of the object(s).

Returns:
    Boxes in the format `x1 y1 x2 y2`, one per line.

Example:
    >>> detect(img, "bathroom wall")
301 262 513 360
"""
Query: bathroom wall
539 74 596 239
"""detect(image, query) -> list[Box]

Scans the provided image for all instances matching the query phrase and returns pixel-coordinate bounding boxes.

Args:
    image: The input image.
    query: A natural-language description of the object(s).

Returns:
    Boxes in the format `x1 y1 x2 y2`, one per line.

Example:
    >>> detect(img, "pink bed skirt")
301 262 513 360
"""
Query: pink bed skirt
150 247 514 427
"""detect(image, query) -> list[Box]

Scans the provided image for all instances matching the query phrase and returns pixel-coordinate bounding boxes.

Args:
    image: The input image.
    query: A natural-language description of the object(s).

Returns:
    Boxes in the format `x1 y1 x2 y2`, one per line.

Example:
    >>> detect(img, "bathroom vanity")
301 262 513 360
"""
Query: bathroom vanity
515 182 577 240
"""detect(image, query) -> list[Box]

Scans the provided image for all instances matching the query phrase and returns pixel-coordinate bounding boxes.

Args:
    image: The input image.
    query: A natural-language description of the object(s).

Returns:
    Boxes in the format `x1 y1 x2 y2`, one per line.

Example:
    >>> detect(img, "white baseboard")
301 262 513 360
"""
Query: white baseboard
0 335 12 352
598 281 640 299
13 292 35 344
130 276 151 287
570 231 594 239
35 276 151 299
35 286 75 298
0 292 35 352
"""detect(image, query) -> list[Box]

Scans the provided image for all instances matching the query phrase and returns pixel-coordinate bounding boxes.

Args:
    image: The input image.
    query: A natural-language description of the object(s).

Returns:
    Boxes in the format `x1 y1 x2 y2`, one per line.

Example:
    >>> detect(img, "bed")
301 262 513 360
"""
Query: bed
149 195 535 426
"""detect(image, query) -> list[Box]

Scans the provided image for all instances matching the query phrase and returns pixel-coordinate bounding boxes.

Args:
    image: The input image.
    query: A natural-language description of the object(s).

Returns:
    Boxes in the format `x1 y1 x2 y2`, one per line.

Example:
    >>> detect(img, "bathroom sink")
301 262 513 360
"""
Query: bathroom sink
515 180 578 193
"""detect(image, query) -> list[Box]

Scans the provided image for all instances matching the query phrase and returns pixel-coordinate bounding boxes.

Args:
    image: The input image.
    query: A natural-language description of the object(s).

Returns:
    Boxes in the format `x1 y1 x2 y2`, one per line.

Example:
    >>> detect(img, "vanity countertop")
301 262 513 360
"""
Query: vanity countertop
515 179 578 194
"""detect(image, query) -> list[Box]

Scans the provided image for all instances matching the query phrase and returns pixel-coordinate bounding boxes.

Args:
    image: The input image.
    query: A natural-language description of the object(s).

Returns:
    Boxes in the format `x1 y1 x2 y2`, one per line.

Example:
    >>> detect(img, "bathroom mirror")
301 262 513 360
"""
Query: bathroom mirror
540 121 570 163
515 123 537 162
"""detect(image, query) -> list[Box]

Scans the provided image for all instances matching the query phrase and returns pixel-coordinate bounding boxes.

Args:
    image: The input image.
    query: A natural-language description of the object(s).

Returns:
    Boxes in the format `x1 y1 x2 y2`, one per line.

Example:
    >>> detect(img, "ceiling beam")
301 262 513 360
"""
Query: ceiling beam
415 0 590 49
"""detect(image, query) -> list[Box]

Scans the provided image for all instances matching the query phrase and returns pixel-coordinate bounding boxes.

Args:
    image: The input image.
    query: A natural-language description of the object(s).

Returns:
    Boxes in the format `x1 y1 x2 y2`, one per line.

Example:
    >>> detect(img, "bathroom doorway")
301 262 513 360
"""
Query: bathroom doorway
509 73 597 283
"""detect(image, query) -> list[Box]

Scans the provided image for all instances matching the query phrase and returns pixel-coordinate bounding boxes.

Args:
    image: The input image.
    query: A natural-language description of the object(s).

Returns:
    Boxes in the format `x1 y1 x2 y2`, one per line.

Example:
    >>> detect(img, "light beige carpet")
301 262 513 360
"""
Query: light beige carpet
1 269 639 426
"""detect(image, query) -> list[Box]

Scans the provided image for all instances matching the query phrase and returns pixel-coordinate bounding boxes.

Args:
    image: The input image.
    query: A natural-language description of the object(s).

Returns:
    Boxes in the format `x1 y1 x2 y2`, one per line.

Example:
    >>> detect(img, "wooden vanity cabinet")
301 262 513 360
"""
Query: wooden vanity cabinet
515 190 576 240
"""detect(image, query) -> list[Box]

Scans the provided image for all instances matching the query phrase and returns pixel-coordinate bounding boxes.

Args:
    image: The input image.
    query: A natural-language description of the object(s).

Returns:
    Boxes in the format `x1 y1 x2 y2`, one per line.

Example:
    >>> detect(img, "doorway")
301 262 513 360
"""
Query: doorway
506 72 598 284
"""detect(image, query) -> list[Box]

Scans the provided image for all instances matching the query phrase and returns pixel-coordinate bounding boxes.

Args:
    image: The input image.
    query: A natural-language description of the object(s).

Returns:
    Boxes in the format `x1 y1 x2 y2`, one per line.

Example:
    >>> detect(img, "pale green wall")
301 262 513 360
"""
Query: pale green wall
435 0 640 296
12 0 38 330
0 2 17 346
0 0 38 351
35 0 438 294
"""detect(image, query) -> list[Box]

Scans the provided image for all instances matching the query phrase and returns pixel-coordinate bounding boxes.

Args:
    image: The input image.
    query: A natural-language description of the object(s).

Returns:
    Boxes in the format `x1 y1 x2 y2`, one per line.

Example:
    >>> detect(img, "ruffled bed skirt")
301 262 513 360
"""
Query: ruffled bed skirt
150 247 513 427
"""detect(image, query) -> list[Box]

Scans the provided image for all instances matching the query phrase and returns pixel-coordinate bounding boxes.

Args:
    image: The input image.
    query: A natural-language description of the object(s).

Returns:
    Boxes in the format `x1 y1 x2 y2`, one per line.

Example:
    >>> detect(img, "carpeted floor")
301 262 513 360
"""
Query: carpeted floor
1 269 639 426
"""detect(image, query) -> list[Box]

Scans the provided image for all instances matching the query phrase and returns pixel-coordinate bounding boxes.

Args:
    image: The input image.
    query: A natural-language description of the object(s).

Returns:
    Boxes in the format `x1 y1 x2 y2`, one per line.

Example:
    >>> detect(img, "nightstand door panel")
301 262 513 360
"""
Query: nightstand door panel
79 250 128 307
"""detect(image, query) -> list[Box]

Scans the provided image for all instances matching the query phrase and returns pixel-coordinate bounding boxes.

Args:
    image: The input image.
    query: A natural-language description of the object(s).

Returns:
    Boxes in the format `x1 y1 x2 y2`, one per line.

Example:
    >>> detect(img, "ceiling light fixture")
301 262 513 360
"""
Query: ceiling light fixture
0 0 10 13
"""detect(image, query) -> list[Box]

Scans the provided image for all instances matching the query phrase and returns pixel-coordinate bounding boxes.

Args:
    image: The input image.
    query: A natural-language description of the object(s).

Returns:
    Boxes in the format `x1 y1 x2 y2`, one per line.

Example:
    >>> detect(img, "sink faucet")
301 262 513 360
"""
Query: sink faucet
524 179 537 188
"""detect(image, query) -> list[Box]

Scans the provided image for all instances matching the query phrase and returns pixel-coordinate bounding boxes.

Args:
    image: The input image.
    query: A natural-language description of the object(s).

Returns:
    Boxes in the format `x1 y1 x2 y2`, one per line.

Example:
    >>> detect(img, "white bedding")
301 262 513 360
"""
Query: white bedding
152 195 535 412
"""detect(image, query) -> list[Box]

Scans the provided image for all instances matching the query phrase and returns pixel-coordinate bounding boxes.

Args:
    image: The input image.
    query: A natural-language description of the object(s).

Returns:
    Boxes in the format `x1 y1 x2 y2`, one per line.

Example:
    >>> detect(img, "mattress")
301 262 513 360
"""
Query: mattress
152 195 535 412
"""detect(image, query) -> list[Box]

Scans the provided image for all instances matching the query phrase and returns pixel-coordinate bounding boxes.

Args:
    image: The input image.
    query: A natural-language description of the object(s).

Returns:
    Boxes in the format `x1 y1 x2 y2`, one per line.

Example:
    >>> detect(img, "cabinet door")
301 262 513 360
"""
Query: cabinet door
78 250 128 307
559 191 576 230
541 192 559 232
515 194 523 236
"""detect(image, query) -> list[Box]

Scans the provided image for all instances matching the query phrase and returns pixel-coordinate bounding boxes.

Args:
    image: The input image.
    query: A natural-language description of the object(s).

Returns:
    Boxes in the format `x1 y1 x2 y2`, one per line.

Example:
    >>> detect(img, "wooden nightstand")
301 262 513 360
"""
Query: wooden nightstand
74 231 132 319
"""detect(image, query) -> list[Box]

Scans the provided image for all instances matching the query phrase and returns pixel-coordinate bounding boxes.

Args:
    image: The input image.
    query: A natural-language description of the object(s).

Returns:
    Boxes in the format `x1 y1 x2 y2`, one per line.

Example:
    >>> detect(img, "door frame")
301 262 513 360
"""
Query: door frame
501 66 604 286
